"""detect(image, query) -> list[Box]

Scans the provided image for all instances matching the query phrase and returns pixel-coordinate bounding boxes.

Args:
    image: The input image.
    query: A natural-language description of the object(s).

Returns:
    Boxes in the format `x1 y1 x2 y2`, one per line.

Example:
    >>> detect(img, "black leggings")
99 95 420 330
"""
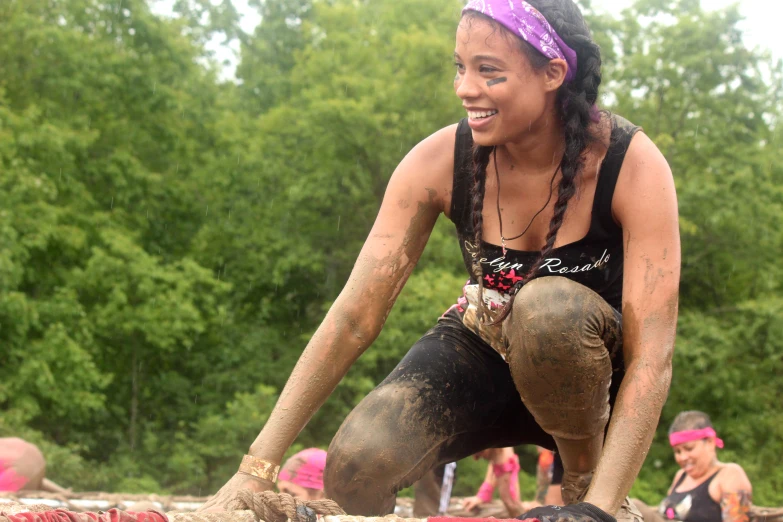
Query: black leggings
324 277 625 515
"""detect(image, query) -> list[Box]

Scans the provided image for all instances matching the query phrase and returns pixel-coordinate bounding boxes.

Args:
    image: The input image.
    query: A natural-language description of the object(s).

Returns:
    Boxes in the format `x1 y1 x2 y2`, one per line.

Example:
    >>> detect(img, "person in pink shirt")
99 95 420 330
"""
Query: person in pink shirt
0 437 68 493
462 447 522 517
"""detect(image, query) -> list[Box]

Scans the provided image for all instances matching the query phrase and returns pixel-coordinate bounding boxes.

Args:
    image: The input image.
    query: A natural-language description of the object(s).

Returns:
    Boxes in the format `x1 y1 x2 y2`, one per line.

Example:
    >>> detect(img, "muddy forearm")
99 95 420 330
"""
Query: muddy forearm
244 169 437 465
583 359 672 513
247 303 382 464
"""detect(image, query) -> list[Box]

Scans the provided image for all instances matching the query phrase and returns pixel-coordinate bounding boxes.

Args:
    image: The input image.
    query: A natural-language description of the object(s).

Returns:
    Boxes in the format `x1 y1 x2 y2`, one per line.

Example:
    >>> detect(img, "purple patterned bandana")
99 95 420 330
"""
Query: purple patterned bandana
462 0 578 82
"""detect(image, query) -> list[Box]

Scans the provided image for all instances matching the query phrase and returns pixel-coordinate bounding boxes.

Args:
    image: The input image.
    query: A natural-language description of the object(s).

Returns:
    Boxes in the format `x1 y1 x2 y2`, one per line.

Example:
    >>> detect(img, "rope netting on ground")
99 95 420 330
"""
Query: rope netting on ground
0 491 424 522
2 491 783 522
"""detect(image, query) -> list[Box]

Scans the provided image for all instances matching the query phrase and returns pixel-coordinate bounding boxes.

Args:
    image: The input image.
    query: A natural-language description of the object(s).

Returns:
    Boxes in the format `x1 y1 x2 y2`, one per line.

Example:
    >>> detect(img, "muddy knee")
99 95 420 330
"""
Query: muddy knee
325 385 437 515
502 277 617 439
325 411 398 513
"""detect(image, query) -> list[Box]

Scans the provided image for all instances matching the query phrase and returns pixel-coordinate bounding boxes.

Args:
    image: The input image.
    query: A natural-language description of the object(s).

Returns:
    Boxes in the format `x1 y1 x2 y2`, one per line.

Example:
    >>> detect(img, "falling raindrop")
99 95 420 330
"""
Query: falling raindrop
111 197 114 209
337 215 341 230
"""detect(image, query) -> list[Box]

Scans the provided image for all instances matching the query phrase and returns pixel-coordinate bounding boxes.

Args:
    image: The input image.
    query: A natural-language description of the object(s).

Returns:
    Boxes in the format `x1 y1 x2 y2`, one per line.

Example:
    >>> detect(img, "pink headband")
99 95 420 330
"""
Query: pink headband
278 448 327 491
669 428 724 449
462 0 578 82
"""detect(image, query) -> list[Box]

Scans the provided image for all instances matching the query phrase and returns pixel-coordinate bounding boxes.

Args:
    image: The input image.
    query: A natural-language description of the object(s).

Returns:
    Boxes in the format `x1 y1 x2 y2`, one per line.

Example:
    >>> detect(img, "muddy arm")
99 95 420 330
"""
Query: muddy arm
246 127 454 464
583 133 681 514
201 126 456 510
719 464 753 522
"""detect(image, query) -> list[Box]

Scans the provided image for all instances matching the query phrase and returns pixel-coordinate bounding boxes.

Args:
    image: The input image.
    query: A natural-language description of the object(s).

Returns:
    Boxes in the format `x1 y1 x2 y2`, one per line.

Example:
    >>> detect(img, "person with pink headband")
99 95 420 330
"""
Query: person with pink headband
276 448 327 501
634 412 752 522
204 1 680 520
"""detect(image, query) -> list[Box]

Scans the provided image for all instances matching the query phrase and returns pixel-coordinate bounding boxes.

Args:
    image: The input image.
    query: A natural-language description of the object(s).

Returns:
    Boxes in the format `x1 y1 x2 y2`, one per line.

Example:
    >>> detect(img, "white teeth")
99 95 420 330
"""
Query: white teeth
468 110 498 119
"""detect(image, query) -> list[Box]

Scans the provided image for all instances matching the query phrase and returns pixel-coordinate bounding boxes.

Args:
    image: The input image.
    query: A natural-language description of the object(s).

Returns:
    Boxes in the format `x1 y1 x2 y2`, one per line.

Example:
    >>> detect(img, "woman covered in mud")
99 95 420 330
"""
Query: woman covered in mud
635 412 752 522
204 1 680 521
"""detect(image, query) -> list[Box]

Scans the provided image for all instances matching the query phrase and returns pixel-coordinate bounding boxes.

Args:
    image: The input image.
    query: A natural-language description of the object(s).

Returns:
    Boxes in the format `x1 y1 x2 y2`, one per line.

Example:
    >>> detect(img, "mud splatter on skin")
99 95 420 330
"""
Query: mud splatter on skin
583 228 680 512
248 187 441 465
503 277 618 503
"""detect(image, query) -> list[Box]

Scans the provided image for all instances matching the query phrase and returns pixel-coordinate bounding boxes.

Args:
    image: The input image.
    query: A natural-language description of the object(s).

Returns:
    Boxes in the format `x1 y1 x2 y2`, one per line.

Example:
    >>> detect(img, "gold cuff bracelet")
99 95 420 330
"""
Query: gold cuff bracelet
238 454 280 483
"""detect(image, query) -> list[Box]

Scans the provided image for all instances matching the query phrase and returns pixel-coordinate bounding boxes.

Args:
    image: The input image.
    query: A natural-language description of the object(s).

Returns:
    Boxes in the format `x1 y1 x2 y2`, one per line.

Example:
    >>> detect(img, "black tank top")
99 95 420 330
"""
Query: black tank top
443 115 640 356
660 470 723 522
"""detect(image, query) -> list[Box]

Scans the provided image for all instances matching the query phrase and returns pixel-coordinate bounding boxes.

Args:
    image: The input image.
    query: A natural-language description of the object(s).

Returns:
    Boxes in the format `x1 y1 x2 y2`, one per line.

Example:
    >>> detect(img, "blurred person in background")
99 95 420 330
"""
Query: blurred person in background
276 448 327 501
634 412 752 522
0 437 69 493
462 447 523 517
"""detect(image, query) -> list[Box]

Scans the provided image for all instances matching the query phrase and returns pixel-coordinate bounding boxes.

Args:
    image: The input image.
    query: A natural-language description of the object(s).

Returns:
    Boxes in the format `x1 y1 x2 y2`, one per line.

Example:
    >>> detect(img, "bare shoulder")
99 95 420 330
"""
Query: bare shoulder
612 130 676 225
668 468 686 494
718 463 753 492
391 123 459 214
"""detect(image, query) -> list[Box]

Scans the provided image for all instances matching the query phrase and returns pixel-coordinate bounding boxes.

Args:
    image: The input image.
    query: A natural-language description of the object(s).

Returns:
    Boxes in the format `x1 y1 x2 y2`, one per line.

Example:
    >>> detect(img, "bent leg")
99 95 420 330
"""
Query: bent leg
325 317 550 515
502 277 622 504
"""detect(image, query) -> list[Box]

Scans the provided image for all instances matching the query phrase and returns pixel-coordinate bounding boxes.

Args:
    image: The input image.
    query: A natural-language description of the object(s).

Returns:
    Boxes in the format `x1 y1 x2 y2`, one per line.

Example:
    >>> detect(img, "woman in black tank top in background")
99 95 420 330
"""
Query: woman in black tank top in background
635 411 752 522
204 2 681 522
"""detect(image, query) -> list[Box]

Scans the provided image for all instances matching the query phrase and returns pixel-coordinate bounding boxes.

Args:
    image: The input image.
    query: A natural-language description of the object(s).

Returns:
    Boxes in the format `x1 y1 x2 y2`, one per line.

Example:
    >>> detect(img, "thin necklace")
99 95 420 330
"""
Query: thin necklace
493 147 560 256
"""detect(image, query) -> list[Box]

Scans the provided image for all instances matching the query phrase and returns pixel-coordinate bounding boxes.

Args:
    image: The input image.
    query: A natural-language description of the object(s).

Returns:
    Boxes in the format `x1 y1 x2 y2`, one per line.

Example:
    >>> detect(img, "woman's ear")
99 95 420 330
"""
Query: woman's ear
544 58 568 92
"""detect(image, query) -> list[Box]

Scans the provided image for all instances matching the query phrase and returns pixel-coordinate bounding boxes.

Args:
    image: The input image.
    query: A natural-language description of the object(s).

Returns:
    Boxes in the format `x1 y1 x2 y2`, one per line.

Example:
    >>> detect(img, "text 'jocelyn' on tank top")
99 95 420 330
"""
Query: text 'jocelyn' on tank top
660 470 723 522
443 114 641 357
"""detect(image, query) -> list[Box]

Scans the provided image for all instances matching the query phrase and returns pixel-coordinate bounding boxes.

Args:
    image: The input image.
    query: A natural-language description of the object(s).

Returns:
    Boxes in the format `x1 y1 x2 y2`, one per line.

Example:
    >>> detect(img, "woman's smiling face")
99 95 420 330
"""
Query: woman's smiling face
673 439 717 479
453 14 558 146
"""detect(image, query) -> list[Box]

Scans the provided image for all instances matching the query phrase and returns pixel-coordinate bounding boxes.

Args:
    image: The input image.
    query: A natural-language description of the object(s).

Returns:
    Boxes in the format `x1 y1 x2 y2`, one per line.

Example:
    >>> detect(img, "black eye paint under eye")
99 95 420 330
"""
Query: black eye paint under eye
487 77 507 87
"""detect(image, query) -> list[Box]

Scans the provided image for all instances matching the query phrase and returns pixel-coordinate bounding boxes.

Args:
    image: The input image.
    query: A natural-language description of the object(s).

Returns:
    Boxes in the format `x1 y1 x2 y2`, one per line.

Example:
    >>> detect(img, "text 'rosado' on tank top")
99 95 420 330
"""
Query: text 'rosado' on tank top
443 114 641 357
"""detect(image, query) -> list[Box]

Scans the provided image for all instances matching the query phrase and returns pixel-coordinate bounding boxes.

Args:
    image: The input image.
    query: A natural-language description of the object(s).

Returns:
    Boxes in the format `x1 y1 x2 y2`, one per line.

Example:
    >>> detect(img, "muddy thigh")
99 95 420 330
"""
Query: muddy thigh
502 276 623 503
325 317 553 515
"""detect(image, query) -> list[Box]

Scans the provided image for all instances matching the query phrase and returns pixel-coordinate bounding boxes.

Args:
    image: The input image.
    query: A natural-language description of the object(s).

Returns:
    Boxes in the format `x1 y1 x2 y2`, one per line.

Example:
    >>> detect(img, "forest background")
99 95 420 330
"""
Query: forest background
1 0 782 506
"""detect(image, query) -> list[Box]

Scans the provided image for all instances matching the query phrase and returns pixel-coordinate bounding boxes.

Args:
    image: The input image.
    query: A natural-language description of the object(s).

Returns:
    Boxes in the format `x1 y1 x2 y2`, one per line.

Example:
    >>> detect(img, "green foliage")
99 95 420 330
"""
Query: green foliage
0 0 781 506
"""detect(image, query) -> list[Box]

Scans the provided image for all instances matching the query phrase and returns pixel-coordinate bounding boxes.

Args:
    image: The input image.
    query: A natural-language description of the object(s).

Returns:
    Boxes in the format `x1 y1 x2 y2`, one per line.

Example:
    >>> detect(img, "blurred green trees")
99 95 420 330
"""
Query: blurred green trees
0 0 781 505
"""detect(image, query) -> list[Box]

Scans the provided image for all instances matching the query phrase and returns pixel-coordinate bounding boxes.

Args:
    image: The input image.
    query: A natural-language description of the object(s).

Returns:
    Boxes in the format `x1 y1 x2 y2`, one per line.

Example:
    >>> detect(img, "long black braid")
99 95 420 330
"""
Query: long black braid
469 145 493 321
464 0 604 324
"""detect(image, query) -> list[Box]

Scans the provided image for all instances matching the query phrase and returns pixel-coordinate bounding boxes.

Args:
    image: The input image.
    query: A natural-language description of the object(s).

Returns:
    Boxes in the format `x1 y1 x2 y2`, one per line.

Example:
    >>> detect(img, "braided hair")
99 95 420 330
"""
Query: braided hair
463 0 604 324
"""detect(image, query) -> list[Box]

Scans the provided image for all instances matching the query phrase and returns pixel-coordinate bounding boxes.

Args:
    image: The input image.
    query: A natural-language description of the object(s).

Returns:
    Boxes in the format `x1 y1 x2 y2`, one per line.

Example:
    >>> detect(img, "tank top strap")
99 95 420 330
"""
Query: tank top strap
449 118 474 232
451 115 642 239
674 469 722 494
590 114 642 239
673 470 689 490
698 469 723 490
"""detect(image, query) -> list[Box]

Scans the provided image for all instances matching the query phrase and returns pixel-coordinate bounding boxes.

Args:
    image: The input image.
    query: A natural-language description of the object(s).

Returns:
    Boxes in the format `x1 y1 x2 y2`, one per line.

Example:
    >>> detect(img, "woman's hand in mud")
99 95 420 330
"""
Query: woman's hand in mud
461 496 484 512
200 472 273 512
